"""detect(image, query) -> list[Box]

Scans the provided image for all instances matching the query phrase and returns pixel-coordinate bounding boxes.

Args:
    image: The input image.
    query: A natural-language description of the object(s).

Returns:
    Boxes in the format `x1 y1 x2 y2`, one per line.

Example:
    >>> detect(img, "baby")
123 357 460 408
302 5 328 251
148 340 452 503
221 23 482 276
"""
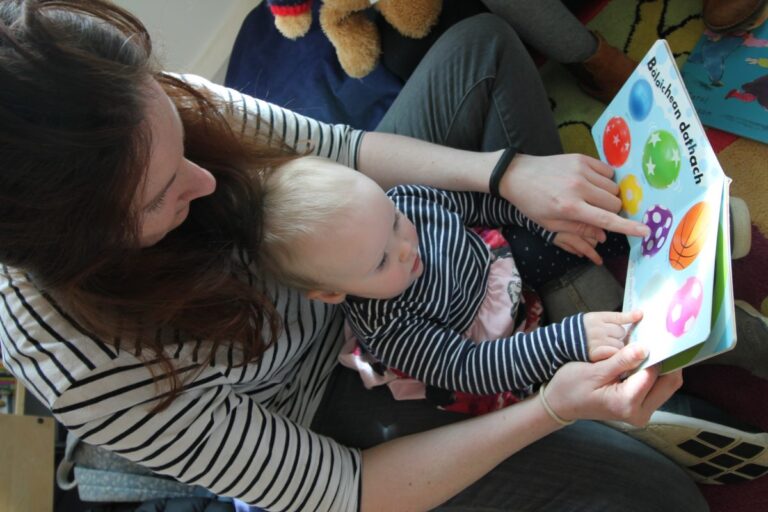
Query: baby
259 156 641 407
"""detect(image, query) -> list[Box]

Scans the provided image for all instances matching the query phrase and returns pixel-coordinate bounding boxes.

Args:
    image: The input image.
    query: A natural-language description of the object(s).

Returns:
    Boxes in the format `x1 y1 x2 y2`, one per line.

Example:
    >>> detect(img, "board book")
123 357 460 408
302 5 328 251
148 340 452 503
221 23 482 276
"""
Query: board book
591 39 737 372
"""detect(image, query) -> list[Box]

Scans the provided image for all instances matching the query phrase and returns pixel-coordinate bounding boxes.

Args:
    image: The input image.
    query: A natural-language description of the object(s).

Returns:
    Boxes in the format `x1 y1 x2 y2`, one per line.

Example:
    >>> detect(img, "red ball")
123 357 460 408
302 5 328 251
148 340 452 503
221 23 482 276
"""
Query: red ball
602 116 631 167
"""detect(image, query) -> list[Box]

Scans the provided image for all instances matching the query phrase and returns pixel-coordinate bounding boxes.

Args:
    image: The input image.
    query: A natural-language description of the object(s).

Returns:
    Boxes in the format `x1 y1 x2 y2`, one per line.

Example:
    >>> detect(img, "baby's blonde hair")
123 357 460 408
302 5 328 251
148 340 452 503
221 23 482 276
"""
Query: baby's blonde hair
260 156 357 290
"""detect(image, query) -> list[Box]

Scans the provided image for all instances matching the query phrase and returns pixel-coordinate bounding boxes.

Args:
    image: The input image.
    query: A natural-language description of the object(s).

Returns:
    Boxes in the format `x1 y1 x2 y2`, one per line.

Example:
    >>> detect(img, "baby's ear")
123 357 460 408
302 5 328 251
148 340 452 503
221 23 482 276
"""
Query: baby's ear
306 289 347 304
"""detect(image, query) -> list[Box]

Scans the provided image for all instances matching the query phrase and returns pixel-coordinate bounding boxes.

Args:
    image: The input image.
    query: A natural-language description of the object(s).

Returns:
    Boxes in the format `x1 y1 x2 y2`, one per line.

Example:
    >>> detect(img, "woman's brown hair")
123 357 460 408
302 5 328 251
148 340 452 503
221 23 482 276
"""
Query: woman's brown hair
0 0 300 407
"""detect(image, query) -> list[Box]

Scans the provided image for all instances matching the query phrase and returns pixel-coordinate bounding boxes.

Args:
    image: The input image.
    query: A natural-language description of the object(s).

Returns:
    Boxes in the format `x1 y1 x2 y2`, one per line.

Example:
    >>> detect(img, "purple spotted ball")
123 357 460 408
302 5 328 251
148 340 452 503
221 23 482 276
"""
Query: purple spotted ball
641 205 673 257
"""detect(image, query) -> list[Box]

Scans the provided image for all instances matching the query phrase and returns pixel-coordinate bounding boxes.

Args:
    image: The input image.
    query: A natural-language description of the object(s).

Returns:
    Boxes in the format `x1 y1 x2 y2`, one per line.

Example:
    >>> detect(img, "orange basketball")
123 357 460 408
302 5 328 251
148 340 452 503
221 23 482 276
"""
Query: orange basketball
669 201 711 270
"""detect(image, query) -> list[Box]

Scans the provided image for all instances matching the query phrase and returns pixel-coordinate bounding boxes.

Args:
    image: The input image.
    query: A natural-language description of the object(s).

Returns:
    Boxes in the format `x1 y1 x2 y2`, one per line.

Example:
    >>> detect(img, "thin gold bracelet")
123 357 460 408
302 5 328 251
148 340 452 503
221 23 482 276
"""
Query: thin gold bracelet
539 381 576 426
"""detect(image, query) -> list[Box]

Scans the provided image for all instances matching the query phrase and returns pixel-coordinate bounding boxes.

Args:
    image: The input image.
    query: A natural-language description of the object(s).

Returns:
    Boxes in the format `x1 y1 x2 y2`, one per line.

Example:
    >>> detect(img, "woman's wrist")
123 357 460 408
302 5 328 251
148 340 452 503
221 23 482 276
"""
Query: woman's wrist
489 147 518 197
539 381 576 427
496 152 532 206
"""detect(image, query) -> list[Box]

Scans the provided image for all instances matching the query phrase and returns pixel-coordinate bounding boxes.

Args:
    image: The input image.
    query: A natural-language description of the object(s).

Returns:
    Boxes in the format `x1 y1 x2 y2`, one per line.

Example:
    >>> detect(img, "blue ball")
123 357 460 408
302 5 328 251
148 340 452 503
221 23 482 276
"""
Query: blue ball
629 79 653 121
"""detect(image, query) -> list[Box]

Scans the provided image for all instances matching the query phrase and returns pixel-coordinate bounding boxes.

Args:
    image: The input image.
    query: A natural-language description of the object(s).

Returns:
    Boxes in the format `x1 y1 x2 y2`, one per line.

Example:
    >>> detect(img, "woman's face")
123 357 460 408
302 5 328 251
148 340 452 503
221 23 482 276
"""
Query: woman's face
136 80 217 247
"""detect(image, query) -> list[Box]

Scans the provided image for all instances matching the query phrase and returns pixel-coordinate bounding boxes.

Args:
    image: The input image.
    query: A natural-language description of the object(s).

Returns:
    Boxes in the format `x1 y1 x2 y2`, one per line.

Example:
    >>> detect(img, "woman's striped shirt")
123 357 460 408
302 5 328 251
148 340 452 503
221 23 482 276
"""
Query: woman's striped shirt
0 75 363 511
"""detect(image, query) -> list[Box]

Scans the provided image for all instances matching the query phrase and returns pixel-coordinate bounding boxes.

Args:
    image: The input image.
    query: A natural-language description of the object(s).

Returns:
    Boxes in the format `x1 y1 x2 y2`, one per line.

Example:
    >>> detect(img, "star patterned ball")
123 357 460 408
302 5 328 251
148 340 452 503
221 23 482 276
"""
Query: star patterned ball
629 79 653 121
619 174 643 216
641 204 673 257
602 116 631 167
642 130 681 189
666 276 704 337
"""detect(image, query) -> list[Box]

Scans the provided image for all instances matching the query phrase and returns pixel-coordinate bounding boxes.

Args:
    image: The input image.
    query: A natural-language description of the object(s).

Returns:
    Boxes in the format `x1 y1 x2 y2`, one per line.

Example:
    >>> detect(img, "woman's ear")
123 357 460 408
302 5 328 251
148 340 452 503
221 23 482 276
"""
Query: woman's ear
306 289 347 304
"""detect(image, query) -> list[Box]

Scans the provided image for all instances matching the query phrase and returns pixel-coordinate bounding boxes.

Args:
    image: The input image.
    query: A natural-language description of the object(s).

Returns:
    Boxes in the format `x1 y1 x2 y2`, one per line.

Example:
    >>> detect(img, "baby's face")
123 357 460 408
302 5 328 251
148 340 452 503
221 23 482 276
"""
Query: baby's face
302 175 423 300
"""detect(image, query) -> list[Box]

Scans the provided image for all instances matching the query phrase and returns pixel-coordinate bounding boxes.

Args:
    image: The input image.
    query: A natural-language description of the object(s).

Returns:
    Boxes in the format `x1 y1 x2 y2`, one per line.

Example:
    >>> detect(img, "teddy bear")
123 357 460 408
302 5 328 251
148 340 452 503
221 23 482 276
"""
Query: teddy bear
267 0 443 78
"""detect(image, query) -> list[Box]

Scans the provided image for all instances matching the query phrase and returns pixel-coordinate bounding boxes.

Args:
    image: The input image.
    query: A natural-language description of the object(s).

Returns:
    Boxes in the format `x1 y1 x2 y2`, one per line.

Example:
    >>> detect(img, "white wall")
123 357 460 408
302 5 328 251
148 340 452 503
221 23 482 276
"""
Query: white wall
112 0 262 84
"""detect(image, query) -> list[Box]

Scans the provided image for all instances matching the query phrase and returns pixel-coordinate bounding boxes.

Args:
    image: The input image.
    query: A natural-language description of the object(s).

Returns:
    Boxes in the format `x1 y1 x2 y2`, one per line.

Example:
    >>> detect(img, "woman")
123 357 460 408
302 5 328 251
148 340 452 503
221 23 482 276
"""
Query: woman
0 1 703 511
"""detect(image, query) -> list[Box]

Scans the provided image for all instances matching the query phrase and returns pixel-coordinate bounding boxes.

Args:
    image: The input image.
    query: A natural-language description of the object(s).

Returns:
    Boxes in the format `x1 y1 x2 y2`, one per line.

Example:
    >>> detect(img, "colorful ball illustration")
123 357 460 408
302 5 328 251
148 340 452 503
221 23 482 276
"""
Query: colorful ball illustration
619 174 643 216
642 130 681 189
666 277 704 337
629 79 653 121
641 204 673 257
669 201 711 270
602 116 631 167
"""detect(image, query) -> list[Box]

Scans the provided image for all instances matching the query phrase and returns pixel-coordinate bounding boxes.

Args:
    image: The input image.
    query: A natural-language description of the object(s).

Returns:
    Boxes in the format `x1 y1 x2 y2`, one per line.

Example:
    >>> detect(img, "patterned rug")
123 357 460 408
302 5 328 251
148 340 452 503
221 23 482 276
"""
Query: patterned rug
541 1 768 509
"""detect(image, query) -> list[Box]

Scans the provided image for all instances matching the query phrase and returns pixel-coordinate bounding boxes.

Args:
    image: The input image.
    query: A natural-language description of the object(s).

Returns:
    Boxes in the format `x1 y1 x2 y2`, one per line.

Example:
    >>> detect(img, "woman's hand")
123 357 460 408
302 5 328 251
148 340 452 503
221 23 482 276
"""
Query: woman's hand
500 153 650 242
553 232 602 265
544 344 683 427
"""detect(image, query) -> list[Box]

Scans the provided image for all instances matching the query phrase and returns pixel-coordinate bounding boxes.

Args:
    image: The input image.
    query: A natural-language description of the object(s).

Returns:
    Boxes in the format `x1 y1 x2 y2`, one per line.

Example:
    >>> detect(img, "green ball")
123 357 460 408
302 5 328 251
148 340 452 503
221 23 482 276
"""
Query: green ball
642 130 681 189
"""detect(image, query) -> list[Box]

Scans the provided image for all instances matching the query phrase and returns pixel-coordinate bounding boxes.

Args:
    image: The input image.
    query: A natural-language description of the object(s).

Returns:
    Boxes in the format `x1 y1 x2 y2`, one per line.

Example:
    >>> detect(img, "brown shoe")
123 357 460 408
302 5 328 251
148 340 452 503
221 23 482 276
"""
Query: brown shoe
566 31 637 104
703 0 768 34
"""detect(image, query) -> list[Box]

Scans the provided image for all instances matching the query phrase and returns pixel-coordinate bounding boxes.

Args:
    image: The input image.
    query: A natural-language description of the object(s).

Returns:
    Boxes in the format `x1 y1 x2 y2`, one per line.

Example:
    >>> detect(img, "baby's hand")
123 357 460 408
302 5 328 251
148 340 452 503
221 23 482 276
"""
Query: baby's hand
582 310 643 361
553 232 603 265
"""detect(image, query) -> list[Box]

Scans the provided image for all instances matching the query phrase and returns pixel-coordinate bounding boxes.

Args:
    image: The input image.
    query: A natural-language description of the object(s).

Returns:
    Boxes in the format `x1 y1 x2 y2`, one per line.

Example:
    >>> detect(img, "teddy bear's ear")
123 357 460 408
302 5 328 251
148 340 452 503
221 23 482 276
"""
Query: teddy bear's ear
269 0 314 40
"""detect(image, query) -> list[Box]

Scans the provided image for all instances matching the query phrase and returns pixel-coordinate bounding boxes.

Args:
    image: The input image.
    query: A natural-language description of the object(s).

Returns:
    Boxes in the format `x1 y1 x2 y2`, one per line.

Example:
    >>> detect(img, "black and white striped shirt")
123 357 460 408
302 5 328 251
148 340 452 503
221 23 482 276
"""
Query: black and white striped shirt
343 185 588 396
0 76 363 511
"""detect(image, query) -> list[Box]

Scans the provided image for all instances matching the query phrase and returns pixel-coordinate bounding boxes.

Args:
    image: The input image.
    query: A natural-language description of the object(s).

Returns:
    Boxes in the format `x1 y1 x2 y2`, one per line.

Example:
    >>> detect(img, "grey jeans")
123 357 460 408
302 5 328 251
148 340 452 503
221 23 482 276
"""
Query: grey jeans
312 13 707 512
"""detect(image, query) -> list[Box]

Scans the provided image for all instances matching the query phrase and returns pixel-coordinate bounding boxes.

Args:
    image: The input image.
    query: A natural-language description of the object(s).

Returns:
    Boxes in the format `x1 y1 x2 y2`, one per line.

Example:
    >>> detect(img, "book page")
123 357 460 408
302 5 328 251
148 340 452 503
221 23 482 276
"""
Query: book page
661 181 737 372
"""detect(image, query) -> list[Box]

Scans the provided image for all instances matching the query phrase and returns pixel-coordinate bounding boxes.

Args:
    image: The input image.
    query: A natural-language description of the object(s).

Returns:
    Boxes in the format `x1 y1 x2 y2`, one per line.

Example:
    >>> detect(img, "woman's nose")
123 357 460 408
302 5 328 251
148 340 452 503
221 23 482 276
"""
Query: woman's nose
179 160 216 201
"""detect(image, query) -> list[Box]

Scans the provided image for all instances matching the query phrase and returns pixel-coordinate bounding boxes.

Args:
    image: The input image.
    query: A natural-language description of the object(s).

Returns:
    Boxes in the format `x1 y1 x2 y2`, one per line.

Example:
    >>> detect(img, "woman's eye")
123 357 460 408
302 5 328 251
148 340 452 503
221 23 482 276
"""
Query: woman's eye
146 195 166 213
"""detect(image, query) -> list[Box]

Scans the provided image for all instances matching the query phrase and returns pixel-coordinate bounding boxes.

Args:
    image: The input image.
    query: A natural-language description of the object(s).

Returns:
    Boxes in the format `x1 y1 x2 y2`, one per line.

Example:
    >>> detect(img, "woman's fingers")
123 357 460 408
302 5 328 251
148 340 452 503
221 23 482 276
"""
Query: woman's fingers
546 219 607 242
582 175 623 213
642 370 684 412
503 153 649 239
581 154 616 180
549 200 647 240
585 185 623 216
562 242 583 258
583 164 620 195
597 344 648 383
554 233 604 265
619 368 683 426
567 236 602 265
572 201 650 238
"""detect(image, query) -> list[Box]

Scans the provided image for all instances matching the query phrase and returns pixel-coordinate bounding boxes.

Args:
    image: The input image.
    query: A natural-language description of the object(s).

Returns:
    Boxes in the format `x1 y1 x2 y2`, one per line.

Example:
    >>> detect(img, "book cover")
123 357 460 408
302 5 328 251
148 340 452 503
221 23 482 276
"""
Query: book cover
681 19 768 143
591 40 736 371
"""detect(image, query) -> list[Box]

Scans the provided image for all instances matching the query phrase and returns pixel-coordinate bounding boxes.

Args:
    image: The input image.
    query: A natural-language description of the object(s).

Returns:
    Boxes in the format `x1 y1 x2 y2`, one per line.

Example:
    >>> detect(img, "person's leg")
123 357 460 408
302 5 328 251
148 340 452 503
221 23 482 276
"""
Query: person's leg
376 13 562 155
703 0 768 34
439 421 708 512
479 0 636 103
479 0 596 63
313 366 709 511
